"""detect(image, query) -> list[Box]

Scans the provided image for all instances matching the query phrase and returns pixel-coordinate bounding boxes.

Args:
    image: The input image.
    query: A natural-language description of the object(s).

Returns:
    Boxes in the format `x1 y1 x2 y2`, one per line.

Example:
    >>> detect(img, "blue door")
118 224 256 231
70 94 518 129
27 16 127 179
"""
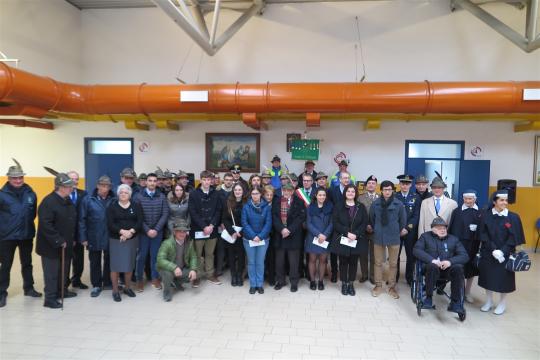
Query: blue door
459 160 491 208
84 138 134 192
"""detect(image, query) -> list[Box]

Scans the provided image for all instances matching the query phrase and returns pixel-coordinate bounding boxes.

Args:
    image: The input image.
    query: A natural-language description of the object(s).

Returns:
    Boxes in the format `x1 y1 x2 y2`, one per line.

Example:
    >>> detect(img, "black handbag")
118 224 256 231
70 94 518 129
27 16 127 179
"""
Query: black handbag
505 251 531 272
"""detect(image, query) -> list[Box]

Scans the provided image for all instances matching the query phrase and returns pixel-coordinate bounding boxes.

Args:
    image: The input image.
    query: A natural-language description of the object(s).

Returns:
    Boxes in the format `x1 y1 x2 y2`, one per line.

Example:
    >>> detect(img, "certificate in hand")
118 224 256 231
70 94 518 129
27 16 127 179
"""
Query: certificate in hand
312 237 329 249
195 231 210 240
340 236 357 248
249 239 266 247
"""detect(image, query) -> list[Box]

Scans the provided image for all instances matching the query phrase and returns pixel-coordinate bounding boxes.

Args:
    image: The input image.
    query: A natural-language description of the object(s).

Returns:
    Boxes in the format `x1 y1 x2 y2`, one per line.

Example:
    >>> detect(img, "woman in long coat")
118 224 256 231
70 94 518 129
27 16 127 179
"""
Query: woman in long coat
329 184 368 296
448 189 482 303
477 190 525 315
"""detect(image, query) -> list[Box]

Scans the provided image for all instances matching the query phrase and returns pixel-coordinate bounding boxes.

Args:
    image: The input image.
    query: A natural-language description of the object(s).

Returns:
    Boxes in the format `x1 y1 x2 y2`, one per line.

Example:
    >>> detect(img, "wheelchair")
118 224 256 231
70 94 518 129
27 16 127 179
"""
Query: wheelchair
410 261 466 321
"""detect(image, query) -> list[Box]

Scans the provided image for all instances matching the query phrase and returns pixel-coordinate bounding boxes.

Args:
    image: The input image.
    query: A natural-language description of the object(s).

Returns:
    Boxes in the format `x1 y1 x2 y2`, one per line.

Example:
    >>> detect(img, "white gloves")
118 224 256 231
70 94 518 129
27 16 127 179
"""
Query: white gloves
492 249 505 263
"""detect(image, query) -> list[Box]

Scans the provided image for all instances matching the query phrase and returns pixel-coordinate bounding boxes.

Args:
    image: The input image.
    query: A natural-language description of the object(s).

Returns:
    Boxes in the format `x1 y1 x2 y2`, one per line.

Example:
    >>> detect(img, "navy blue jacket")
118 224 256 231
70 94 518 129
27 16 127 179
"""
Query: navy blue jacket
0 183 37 241
241 199 272 241
395 192 421 228
305 201 334 241
134 188 169 234
78 189 115 251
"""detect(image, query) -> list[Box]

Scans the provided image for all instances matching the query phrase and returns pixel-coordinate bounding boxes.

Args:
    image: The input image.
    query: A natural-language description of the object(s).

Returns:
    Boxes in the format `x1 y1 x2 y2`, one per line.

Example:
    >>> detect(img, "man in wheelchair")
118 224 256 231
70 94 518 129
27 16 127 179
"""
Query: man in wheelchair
413 217 469 313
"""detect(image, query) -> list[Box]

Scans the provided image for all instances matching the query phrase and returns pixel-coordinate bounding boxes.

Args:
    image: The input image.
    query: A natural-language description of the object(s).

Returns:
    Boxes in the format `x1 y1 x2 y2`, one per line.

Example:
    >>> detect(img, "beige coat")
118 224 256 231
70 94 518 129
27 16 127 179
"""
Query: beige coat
418 195 457 238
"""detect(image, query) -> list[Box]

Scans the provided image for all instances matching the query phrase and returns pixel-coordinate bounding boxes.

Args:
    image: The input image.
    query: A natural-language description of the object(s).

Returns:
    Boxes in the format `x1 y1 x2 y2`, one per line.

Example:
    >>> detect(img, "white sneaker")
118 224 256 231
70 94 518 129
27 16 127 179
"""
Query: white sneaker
465 294 474 304
493 303 506 315
480 301 492 312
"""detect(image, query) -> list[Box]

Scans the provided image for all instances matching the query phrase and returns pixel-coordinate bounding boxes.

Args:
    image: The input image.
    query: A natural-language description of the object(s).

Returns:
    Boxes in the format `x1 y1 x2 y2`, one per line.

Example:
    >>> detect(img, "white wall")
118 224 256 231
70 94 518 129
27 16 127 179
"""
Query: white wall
0 1 539 186
0 119 536 187
0 0 82 81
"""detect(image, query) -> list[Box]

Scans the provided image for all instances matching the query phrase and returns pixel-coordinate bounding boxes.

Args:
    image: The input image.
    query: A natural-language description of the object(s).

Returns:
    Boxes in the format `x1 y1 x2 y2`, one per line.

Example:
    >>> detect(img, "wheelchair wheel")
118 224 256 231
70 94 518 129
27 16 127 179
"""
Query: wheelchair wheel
411 279 417 304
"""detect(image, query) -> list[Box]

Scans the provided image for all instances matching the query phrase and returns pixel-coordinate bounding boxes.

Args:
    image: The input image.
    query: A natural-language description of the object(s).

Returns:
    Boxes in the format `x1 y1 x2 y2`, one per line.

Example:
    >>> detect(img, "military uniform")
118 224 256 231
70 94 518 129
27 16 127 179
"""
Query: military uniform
357 190 378 283
395 175 421 285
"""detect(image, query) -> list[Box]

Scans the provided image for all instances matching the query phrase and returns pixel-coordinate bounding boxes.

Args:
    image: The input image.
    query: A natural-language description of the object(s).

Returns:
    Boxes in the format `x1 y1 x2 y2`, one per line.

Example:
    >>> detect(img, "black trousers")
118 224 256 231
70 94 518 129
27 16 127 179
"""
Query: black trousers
330 253 338 276
225 242 245 277
88 250 111 288
397 231 417 284
41 252 72 302
424 263 464 302
70 242 84 284
215 236 226 275
359 237 375 281
0 239 35 295
264 245 276 284
276 248 300 286
339 254 359 283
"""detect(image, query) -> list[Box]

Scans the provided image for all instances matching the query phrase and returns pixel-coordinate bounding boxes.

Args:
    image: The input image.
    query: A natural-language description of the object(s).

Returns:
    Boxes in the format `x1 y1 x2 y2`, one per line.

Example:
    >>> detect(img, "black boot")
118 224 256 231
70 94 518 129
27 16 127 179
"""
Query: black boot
341 282 348 295
43 299 62 309
237 274 243 287
318 281 324 290
0 293 6 308
309 281 316 290
231 273 237 286
348 282 356 296
331 273 338 283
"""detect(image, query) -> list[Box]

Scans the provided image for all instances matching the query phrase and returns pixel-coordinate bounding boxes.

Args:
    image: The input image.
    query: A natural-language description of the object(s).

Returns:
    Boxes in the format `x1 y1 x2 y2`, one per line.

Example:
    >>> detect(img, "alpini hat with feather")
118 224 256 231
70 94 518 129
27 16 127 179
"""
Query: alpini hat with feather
43 166 75 188
6 158 26 177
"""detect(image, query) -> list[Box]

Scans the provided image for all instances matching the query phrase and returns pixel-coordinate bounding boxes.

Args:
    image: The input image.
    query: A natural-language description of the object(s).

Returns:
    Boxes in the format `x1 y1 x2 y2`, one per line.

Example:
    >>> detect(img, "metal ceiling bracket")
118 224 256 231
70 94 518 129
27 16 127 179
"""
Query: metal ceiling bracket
152 0 265 56
453 0 540 52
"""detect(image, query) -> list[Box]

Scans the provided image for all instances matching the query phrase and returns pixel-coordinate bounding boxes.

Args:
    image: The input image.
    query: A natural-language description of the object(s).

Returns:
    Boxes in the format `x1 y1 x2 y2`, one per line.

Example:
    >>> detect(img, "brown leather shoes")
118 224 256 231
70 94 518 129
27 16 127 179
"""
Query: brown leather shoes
388 287 399 299
371 285 383 297
151 279 162 290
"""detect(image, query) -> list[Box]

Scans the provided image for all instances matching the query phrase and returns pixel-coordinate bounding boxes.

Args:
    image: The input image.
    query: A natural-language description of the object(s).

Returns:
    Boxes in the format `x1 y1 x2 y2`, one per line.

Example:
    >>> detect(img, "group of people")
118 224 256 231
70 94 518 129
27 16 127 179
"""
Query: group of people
0 155 525 316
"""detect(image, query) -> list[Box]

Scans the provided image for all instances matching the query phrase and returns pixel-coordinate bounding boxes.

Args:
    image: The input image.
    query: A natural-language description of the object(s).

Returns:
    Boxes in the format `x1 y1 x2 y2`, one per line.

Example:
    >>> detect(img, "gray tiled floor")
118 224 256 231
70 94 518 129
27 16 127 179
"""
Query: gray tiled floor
1 253 539 359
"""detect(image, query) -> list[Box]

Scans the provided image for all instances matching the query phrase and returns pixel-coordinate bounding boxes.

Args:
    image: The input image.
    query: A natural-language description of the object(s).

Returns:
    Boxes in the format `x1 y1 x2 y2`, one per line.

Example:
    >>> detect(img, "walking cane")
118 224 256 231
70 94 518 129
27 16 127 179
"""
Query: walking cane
61 245 65 311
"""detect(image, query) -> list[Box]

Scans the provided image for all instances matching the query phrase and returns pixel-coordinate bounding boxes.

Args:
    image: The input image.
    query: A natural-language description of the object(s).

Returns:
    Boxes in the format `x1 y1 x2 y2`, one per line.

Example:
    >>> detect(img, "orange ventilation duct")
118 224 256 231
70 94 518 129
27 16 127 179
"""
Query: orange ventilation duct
0 63 539 116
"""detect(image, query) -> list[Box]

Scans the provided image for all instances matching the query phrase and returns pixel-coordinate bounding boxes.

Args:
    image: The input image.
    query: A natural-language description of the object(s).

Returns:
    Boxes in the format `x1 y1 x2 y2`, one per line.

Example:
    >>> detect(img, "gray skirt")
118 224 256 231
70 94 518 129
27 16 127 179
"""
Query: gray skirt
109 236 139 273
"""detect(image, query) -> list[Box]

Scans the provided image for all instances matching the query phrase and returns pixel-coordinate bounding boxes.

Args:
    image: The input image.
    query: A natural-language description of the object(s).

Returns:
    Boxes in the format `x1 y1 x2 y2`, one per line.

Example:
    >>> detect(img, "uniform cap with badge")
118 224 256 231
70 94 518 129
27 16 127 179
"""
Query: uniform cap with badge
397 174 414 183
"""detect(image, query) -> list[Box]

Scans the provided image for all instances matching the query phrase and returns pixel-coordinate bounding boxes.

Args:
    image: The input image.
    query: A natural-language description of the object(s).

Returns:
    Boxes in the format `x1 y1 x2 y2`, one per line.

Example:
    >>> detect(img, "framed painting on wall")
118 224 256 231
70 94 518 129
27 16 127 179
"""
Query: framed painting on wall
534 135 540 186
205 133 260 173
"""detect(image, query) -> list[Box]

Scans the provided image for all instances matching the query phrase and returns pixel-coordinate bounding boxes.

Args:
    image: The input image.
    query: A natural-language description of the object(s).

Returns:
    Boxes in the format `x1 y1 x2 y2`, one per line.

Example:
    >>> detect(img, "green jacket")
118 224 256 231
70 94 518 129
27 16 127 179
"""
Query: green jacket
156 236 199 273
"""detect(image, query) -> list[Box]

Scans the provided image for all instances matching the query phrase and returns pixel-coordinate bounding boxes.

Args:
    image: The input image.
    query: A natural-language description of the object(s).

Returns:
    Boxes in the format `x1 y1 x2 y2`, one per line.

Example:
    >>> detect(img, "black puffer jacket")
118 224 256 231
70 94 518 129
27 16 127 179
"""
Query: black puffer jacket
413 231 469 265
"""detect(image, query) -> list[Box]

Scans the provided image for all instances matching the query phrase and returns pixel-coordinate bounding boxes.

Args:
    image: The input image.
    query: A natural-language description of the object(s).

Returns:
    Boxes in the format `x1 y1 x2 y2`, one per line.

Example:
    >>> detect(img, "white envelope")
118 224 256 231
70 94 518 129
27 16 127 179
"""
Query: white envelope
232 225 243 233
312 237 329 249
340 236 357 248
469 224 477 231
195 231 210 239
249 239 266 247
221 229 236 244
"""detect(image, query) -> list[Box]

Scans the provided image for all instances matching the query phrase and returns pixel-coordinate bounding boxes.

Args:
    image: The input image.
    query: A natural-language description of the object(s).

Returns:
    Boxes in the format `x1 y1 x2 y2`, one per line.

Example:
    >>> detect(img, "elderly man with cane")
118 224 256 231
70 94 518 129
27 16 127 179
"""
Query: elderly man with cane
37 168 78 309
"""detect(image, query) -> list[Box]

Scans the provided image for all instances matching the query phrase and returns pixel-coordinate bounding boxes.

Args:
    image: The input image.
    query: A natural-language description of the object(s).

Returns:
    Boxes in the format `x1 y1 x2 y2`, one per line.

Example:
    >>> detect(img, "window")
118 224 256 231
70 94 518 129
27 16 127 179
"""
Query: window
87 140 132 155
407 142 462 159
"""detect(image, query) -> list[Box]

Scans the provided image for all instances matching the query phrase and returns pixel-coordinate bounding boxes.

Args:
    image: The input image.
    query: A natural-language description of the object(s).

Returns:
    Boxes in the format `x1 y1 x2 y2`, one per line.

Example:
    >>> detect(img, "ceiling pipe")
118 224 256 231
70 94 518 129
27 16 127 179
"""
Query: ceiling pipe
0 64 539 117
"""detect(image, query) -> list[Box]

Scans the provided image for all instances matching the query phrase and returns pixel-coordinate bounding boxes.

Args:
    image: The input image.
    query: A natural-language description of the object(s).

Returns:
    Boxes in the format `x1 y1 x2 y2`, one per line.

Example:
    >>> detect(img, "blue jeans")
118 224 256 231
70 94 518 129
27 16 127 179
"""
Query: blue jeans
243 239 269 287
136 232 162 281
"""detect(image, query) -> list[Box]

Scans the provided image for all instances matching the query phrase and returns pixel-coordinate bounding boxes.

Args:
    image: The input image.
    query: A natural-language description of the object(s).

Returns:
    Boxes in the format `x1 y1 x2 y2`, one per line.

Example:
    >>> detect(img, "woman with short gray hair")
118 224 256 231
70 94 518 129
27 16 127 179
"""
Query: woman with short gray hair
106 184 143 302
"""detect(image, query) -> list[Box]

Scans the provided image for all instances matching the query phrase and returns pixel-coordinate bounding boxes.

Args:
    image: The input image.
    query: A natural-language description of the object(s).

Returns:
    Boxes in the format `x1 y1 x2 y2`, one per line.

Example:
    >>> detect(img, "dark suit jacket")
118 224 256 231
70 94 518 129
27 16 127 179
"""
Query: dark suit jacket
272 196 306 250
329 202 368 256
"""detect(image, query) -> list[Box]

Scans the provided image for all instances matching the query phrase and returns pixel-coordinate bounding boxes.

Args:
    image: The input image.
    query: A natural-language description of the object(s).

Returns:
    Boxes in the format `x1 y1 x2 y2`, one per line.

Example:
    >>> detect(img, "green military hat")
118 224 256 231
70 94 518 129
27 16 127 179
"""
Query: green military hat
431 216 448 228
120 167 136 178
430 177 447 188
316 171 328 180
282 183 295 191
289 173 298 181
97 175 112 186
416 174 429 184
6 158 25 177
261 172 272 179
173 219 190 232
138 173 148 181
43 166 75 188
177 170 188 178
155 167 166 179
